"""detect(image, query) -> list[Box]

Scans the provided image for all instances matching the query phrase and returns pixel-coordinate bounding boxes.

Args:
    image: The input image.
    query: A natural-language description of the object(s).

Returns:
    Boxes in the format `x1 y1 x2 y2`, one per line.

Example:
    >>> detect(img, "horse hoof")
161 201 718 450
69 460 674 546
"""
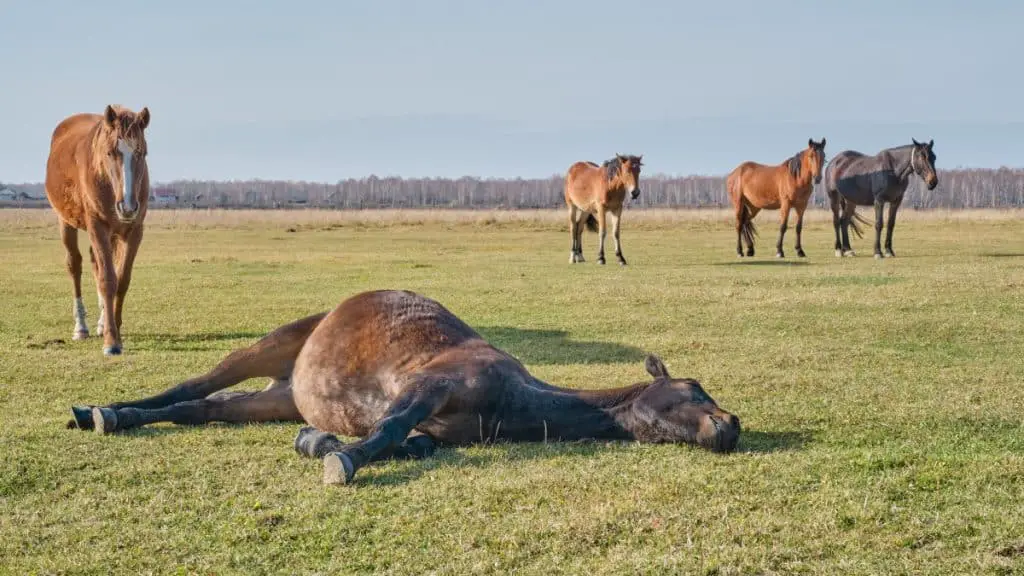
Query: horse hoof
797 250 807 258
874 253 883 259
91 406 118 435
69 406 95 430
597 259 606 266
843 251 856 258
835 250 843 258
72 330 89 341
103 345 121 356
618 260 627 266
775 252 784 259
885 251 896 258
323 451 355 485
294 426 335 458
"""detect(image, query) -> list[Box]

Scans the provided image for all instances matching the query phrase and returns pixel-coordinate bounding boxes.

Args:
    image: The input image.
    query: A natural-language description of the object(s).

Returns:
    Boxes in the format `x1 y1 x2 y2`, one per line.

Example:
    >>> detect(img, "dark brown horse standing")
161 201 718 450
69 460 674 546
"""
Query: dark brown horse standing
69 290 741 485
727 139 826 258
564 154 643 265
825 140 938 258
45 105 151 355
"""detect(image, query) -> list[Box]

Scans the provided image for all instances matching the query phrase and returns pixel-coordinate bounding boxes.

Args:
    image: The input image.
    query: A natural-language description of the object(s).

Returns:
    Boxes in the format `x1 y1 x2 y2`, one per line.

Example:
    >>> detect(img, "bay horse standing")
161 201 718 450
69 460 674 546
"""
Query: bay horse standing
726 138 826 258
825 139 938 258
68 290 741 485
45 105 152 355
564 154 643 265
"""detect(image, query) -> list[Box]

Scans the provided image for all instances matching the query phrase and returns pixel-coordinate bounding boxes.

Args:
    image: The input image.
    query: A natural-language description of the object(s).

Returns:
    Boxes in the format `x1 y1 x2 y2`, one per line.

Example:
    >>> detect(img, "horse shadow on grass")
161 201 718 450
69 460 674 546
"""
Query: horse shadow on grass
475 326 645 365
102 424 812 486
128 331 268 352
713 260 810 267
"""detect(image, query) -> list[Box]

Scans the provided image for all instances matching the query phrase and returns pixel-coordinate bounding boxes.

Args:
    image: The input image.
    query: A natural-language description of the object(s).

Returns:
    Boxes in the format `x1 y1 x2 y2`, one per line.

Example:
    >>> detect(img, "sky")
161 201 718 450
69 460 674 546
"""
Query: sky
2 0 1023 182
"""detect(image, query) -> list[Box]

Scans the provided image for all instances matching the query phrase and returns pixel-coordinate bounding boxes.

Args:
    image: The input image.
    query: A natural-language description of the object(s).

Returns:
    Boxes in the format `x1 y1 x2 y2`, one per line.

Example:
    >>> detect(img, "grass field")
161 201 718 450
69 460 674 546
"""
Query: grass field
2 207 1023 575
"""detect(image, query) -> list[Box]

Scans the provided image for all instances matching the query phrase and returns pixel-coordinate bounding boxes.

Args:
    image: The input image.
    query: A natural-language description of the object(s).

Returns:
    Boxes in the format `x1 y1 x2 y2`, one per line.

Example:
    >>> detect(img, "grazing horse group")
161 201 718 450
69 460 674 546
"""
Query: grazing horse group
50 104 941 485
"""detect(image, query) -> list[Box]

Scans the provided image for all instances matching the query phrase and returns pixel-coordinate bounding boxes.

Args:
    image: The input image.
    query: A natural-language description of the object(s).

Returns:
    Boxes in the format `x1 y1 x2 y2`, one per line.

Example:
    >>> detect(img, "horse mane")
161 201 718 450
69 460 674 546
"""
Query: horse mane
602 157 622 182
787 151 803 179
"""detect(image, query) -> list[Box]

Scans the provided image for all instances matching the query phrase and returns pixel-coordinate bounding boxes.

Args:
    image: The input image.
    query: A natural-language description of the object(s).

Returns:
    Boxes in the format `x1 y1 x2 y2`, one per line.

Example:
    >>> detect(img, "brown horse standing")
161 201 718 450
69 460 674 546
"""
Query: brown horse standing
45 105 151 355
727 138 826 258
564 154 643 265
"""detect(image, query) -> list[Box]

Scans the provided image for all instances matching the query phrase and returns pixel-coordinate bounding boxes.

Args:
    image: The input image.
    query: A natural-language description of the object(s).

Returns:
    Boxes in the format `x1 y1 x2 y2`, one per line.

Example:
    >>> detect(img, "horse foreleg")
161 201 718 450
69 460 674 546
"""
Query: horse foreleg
319 374 454 485
294 427 436 462
776 202 791 258
794 203 807 258
609 207 626 265
87 224 120 355
60 223 89 340
568 205 580 263
873 201 885 259
884 200 901 257
596 208 608 265
91 379 302 434
840 201 855 257
68 312 326 430
112 227 143 334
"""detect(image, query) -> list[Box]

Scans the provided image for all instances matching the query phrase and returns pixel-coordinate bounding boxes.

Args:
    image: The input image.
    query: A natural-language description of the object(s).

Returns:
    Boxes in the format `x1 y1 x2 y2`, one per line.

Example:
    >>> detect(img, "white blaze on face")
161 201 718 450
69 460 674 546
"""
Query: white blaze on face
117 139 136 213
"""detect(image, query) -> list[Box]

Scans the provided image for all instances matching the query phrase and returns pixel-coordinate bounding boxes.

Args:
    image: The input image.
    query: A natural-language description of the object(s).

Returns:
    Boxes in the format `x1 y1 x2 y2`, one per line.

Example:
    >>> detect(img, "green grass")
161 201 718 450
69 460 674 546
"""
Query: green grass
2 208 1024 575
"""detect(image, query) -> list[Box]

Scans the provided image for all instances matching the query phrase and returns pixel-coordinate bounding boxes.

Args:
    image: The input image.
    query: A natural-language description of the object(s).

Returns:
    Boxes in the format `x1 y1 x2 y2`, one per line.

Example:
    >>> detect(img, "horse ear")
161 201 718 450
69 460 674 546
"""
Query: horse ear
928 139 933 148
821 137 826 148
645 354 670 380
137 107 150 130
104 105 118 128
808 138 814 148
912 138 921 146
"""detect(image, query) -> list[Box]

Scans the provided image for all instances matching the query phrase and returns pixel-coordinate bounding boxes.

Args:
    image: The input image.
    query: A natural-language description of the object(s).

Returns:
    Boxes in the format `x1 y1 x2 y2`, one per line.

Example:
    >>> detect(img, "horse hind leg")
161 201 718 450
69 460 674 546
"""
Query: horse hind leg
794 203 808 258
775 202 791 258
294 427 436 462
91 379 302 435
60 223 88 340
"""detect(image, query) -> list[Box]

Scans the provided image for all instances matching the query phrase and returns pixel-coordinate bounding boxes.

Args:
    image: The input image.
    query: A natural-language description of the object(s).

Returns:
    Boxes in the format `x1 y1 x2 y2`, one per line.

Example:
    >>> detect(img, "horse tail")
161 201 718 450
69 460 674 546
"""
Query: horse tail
844 206 870 239
583 213 599 233
738 204 758 246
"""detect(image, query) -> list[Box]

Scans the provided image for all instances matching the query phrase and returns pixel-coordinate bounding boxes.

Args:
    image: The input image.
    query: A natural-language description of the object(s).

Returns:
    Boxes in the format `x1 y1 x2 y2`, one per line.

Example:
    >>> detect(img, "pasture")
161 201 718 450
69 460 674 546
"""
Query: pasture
2 207 1023 575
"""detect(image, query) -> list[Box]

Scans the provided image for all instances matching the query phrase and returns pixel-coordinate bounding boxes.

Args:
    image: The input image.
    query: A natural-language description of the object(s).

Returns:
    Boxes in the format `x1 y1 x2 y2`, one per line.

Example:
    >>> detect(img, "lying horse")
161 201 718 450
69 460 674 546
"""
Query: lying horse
564 154 643 265
726 138 826 258
69 289 740 485
45 105 152 355
825 139 938 258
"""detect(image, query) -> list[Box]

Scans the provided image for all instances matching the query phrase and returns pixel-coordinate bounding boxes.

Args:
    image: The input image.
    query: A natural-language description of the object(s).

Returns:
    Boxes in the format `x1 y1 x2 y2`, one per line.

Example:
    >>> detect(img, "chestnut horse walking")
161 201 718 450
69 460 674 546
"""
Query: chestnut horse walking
564 154 643 265
45 105 151 355
727 139 826 258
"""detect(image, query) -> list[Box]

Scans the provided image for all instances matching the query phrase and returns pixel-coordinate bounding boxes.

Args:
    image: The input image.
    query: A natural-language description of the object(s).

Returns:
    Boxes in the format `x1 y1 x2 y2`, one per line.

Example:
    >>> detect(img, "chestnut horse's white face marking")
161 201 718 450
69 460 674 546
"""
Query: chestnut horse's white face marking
117 139 137 215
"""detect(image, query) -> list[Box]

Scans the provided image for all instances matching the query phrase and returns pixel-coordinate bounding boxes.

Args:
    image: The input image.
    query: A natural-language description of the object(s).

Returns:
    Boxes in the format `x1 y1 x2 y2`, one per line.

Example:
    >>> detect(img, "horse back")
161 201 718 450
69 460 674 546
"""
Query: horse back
564 161 603 207
45 113 103 228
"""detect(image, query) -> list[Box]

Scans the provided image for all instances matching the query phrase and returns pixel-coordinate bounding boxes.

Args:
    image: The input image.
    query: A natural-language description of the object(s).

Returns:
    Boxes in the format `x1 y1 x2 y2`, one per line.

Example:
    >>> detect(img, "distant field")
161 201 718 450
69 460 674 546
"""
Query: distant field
2 208 1023 575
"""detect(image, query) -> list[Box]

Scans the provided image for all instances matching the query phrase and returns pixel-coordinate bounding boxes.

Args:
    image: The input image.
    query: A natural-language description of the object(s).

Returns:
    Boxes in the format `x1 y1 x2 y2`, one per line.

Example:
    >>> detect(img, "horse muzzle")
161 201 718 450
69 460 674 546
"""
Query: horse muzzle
927 178 938 191
630 188 641 200
698 412 741 453
115 201 139 223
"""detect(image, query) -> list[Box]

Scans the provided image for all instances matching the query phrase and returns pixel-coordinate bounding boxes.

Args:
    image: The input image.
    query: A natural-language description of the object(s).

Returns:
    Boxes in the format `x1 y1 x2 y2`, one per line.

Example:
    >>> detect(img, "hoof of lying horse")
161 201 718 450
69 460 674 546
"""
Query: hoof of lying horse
91 406 119 435
103 345 122 356
68 405 95 430
323 451 355 485
294 426 335 458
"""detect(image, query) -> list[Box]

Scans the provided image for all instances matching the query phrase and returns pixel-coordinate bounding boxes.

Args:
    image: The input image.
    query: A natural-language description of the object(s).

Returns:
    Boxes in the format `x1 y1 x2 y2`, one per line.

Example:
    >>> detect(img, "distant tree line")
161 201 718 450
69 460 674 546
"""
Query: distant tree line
4 167 1024 210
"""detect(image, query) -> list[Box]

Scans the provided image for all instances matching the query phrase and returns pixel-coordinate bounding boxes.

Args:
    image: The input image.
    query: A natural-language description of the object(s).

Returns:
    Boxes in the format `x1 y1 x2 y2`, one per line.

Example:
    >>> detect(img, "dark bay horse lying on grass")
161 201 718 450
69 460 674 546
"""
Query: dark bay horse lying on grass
69 290 740 485
564 154 643 265
726 138 826 258
825 139 938 258
45 105 152 355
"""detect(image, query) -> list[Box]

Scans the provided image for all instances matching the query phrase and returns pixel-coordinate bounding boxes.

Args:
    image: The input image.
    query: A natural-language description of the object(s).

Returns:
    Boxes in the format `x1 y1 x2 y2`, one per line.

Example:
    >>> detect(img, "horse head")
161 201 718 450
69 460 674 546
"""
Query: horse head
612 153 644 200
98 105 150 223
807 138 827 184
911 138 938 190
630 354 740 452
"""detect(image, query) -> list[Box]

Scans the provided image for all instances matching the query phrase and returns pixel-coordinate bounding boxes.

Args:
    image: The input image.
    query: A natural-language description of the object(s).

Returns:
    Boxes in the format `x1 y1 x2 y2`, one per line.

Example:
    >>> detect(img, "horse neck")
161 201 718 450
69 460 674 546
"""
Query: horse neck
887 147 914 180
789 153 814 188
505 377 650 441
86 122 111 179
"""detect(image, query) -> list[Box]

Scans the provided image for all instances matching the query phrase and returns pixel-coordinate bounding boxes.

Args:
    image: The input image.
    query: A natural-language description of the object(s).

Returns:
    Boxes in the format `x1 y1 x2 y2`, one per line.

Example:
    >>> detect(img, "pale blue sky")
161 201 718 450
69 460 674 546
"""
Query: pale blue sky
2 0 1022 182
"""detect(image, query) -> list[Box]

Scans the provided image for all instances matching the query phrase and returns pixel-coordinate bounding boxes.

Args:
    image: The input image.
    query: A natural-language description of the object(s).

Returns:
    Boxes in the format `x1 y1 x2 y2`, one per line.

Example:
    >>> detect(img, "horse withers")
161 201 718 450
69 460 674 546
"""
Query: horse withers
44 105 152 355
564 154 643 265
727 138 827 258
825 139 938 258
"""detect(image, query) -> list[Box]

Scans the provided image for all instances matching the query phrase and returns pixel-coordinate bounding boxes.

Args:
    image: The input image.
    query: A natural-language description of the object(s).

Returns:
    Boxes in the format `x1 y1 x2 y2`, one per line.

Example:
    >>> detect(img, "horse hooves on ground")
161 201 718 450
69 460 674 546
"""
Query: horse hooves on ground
91 406 118 435
834 250 843 257
323 452 355 485
72 330 89 341
874 253 884 259
797 250 807 258
843 251 857 258
69 406 94 430
103 345 122 356
294 426 335 458
775 252 784 258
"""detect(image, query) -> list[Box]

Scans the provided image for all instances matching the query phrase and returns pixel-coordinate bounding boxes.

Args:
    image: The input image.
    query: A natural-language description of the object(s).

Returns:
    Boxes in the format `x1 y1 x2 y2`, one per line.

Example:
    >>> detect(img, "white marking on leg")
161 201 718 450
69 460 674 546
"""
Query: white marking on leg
117 139 136 214
73 297 88 338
